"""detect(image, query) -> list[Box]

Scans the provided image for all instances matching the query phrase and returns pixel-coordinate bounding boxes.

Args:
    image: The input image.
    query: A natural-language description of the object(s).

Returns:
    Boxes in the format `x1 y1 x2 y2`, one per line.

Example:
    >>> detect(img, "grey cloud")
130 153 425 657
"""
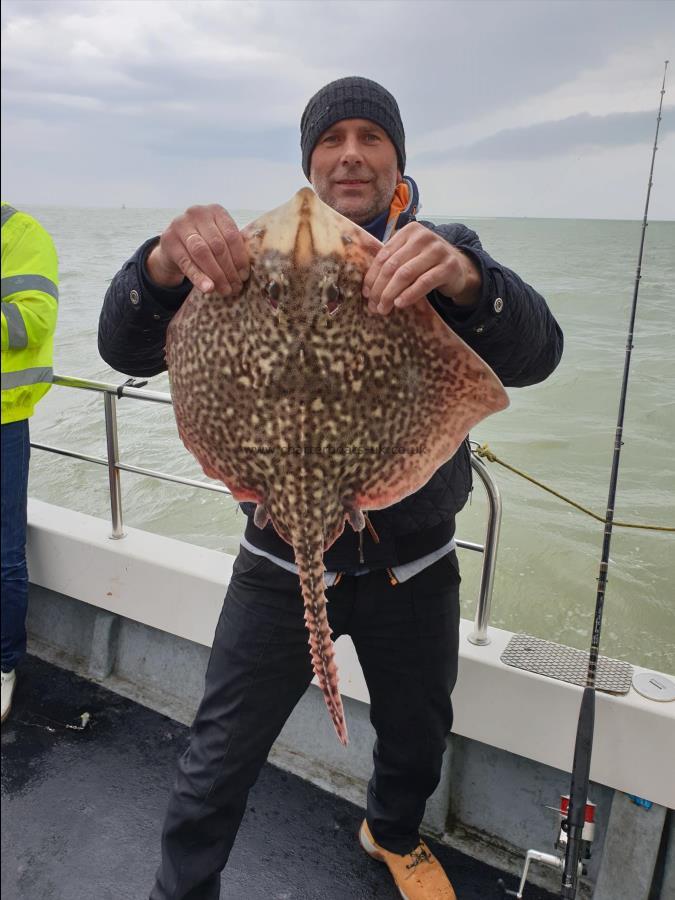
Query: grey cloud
252 0 675 135
2 0 674 215
145 125 301 164
416 107 675 162
3 0 674 139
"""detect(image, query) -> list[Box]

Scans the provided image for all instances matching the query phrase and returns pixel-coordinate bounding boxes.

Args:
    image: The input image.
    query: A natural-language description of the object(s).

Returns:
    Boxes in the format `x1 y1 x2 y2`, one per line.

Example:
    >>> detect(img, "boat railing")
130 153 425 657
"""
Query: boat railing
31 374 502 646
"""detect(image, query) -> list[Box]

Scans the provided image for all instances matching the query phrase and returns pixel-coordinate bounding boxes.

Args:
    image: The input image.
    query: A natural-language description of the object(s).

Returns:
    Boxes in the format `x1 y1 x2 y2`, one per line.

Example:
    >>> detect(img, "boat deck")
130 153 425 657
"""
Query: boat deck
1 655 558 900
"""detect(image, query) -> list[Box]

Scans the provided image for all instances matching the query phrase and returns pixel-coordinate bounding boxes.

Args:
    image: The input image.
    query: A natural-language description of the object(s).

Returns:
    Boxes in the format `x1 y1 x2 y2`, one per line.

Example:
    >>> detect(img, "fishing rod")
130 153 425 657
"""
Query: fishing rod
559 59 669 899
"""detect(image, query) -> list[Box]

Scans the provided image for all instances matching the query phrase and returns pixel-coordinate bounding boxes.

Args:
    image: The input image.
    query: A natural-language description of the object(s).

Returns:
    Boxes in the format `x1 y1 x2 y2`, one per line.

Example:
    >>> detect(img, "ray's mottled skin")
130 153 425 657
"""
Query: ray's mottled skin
165 188 509 745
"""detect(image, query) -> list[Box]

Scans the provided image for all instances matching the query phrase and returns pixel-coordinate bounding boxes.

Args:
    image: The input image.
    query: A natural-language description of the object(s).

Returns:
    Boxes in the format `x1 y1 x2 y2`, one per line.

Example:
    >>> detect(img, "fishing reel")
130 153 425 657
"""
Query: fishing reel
556 794 596 860
496 795 595 898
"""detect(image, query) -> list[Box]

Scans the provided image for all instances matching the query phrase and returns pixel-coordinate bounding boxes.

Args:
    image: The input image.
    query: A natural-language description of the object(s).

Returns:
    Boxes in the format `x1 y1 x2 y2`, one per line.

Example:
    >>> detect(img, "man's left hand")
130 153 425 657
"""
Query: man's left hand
362 223 482 315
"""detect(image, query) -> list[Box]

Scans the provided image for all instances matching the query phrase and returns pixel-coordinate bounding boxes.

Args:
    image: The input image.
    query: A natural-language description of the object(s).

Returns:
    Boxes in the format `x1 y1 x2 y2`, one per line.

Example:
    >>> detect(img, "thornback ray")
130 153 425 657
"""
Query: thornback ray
165 187 509 745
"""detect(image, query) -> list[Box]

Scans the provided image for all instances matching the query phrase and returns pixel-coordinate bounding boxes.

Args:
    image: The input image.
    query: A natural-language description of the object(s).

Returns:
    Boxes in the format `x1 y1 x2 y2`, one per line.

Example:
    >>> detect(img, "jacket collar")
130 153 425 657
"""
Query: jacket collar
361 176 420 243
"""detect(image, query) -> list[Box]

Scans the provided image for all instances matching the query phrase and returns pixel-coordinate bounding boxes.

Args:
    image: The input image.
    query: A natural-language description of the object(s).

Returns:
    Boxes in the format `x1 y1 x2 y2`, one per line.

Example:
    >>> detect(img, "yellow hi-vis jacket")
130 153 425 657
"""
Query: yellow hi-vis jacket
1 203 59 424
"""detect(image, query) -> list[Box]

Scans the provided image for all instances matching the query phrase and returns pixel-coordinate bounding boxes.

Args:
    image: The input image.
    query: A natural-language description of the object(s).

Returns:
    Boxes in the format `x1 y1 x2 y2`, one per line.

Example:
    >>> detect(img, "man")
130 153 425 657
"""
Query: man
1 202 59 723
98 77 563 899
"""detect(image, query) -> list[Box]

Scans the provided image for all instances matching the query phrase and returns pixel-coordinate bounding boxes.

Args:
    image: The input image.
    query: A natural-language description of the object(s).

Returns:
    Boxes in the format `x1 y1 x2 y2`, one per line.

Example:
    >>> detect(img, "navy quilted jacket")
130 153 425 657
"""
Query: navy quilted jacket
98 197 563 570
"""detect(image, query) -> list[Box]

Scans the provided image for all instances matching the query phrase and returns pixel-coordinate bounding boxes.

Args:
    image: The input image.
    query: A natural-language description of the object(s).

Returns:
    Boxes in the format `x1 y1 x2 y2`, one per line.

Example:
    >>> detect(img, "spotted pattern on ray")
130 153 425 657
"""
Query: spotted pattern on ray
165 188 509 745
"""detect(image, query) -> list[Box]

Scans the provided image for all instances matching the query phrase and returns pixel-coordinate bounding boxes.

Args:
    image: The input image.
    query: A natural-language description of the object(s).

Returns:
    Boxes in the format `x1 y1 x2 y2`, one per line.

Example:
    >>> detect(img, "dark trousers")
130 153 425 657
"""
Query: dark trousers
1 419 31 673
151 546 461 900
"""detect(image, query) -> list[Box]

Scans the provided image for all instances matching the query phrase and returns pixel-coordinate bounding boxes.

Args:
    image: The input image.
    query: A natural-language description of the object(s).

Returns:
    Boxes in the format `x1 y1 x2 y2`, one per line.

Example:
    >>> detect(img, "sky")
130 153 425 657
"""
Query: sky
1 0 674 219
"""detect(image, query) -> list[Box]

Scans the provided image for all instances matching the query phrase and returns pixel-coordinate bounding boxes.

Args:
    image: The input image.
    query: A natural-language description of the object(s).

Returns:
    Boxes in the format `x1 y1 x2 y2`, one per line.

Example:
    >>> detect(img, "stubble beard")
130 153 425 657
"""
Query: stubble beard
312 171 398 225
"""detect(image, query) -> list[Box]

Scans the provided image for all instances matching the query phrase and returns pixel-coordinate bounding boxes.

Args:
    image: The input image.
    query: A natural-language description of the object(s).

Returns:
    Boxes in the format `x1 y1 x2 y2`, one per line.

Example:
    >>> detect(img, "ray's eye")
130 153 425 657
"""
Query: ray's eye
266 279 280 310
324 282 341 316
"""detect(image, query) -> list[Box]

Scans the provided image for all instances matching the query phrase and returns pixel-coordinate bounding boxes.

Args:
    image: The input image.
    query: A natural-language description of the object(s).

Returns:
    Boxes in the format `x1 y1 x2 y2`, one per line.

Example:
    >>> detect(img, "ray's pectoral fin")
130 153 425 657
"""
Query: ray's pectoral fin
253 503 271 529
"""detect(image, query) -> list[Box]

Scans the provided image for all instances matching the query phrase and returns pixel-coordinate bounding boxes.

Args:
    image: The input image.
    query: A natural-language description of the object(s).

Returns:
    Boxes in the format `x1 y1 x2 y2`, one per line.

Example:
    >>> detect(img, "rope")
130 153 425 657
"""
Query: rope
474 444 675 533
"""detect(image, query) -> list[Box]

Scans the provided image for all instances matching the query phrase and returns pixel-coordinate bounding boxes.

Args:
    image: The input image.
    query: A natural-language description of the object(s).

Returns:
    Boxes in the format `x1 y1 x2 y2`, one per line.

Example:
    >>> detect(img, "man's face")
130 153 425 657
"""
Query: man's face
309 118 401 225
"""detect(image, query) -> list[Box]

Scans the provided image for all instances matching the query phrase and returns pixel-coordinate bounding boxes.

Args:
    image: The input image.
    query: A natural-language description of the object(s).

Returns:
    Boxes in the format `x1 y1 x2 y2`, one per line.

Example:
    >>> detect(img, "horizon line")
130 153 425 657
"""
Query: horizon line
9 203 675 224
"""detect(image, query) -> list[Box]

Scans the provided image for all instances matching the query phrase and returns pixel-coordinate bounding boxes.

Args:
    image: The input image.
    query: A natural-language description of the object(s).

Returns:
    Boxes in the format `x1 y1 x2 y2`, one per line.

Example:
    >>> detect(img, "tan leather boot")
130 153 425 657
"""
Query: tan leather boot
359 819 457 899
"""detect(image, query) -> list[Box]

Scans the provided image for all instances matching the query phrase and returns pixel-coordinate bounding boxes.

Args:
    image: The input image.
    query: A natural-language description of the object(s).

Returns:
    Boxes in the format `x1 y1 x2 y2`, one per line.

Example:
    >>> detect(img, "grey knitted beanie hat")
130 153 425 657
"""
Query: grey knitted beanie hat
300 76 406 178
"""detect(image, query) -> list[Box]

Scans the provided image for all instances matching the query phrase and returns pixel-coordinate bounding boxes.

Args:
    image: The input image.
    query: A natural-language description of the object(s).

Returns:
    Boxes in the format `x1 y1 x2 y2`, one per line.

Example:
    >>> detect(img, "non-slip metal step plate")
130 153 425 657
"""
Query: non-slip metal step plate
501 633 633 694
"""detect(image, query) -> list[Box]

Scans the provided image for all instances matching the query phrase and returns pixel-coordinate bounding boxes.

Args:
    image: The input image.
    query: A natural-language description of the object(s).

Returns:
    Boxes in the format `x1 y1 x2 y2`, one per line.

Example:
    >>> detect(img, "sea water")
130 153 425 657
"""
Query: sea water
21 206 675 673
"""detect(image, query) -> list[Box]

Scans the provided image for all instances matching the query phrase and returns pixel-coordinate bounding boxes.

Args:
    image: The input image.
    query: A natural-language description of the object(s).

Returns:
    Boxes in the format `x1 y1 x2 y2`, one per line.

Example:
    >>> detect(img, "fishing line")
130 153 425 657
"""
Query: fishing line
560 60 669 899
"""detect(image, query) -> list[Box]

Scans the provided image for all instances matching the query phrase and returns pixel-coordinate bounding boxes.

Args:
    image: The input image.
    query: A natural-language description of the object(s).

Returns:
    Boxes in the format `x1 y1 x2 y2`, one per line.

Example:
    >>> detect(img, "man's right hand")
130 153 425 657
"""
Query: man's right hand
146 204 250 296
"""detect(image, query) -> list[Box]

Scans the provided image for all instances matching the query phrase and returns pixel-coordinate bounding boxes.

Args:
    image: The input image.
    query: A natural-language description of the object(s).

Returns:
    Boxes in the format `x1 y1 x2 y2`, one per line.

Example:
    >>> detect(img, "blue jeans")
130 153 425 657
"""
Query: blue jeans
1 419 31 672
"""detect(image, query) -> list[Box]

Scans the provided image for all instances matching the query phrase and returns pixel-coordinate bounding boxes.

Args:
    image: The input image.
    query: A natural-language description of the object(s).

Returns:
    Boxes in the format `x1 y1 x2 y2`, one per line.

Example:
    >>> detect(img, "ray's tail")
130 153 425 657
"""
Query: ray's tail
293 517 348 746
